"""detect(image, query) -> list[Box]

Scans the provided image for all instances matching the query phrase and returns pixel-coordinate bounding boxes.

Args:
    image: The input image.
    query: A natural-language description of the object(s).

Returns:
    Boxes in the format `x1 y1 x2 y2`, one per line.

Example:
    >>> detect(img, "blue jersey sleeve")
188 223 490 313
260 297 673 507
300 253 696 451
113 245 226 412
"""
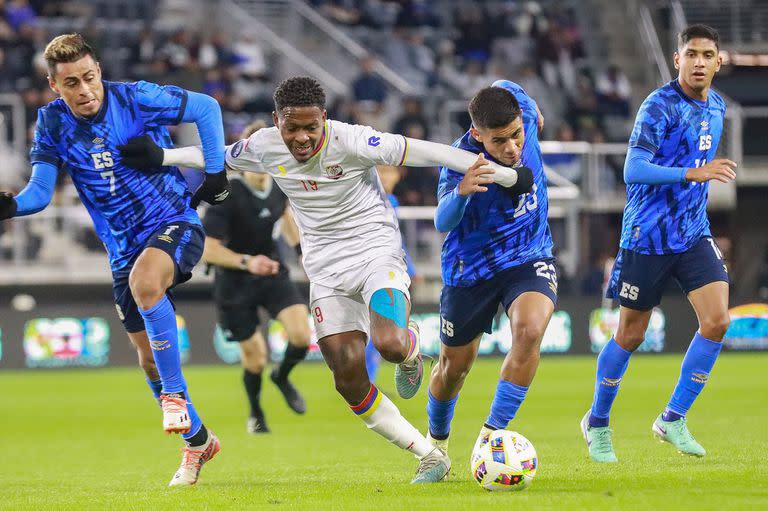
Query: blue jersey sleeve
14 162 58 216
135 80 189 126
624 146 687 185
29 109 61 167
435 167 470 232
135 81 225 174
628 94 672 153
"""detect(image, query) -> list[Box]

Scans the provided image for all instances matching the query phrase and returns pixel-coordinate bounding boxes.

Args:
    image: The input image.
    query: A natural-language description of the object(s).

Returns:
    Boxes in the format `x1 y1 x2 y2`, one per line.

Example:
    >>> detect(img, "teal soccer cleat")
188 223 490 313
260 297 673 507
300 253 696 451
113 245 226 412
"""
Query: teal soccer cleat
411 448 451 483
652 414 706 457
580 411 618 463
394 320 423 399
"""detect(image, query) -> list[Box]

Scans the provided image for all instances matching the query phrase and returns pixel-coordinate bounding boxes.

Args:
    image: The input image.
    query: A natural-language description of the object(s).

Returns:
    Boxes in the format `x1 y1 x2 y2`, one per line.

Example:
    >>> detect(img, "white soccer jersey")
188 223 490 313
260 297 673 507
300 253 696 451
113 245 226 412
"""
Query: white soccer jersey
225 120 409 289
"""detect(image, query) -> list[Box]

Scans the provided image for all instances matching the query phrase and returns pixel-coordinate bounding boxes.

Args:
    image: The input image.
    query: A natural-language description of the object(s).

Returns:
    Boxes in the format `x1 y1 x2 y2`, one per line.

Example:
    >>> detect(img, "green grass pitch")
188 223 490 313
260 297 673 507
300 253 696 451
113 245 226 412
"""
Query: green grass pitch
1 353 766 510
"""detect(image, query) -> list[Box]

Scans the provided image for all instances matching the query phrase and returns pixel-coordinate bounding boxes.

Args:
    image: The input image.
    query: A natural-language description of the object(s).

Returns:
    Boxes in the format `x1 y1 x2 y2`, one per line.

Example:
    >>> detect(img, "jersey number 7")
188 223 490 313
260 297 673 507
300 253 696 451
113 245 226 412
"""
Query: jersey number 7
92 152 116 196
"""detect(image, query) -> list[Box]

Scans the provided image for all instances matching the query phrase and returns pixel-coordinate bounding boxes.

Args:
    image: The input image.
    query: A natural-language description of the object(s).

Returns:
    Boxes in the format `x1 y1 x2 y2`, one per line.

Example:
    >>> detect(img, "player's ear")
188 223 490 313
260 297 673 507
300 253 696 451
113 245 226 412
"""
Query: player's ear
47 74 59 95
321 109 327 122
715 53 723 72
272 111 279 128
673 51 680 70
469 126 483 143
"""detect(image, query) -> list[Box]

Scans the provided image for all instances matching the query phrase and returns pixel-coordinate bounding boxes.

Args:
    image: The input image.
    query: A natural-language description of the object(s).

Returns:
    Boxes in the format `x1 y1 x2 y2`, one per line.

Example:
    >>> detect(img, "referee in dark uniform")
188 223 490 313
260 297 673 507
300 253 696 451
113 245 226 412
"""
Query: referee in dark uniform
202 120 311 434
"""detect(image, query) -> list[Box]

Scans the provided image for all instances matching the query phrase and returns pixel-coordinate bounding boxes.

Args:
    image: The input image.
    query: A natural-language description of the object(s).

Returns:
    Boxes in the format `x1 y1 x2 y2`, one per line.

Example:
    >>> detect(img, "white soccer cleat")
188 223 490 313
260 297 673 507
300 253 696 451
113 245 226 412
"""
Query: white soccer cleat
161 394 192 434
168 431 221 487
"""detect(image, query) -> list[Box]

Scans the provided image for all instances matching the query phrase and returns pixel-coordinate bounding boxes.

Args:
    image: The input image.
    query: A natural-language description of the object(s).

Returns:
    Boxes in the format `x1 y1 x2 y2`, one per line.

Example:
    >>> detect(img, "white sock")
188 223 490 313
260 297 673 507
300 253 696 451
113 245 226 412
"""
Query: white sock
351 384 433 458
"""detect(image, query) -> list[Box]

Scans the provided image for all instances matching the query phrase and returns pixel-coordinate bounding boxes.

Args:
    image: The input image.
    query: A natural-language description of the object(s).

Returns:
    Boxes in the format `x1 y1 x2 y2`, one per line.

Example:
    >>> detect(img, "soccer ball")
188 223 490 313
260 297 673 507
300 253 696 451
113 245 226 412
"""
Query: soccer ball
471 430 538 491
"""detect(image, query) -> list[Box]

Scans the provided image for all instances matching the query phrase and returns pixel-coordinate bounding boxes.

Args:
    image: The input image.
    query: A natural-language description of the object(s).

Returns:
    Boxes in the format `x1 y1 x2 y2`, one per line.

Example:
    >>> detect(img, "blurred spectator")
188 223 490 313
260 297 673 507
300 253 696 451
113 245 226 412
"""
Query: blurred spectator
232 33 266 79
5 0 37 32
318 0 361 26
596 65 631 118
351 55 389 130
454 5 492 63
159 29 192 71
381 29 434 92
392 97 429 140
568 72 601 137
543 122 580 183
394 0 439 29
441 58 501 99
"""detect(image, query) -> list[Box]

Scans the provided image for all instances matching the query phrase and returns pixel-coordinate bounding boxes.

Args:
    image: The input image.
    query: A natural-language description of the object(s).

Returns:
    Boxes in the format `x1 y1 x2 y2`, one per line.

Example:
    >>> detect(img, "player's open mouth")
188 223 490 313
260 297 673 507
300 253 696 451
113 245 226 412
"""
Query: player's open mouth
294 144 312 156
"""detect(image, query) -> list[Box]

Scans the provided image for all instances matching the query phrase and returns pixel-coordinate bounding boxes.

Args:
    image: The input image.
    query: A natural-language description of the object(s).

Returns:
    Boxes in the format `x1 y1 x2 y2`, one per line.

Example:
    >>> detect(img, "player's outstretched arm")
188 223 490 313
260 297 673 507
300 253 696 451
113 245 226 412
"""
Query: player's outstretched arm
0 163 58 220
624 146 736 185
404 137 521 188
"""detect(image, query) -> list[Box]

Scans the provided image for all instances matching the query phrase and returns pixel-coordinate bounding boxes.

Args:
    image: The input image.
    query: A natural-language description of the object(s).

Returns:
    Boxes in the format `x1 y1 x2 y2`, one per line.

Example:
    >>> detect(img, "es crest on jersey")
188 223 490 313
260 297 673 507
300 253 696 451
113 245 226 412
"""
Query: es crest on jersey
324 164 344 180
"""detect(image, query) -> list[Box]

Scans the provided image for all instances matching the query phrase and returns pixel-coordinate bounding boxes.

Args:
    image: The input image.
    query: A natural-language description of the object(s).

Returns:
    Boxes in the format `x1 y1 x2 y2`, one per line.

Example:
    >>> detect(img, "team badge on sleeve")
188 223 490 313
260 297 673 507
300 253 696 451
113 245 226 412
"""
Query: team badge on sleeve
230 139 244 159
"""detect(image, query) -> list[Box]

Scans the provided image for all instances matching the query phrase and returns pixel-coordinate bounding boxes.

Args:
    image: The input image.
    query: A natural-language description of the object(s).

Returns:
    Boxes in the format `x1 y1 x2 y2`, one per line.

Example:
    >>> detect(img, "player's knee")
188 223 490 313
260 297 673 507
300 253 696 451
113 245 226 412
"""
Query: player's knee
286 324 312 348
333 369 368 402
437 356 471 386
241 350 267 373
371 330 407 363
511 321 546 350
128 271 166 309
699 313 730 341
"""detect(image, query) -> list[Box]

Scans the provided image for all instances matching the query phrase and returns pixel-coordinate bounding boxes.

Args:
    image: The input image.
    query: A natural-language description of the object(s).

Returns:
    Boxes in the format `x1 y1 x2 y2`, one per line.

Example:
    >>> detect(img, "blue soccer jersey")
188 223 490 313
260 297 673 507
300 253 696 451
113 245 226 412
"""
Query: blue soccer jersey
438 80 553 286
621 79 726 254
30 80 200 271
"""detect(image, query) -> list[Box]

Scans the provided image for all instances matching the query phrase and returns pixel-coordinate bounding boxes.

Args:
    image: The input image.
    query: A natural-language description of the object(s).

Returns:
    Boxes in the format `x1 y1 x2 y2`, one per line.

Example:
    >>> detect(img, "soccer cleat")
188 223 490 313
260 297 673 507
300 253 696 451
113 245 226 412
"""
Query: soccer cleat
411 447 451 483
652 414 706 456
394 320 423 399
161 393 191 434
270 368 307 414
247 415 271 434
580 411 618 463
168 431 221 486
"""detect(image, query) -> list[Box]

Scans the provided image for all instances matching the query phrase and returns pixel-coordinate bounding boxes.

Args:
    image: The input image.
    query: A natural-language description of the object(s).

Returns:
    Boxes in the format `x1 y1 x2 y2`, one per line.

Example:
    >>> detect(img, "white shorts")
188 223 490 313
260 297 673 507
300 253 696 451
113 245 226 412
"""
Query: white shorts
309 253 411 340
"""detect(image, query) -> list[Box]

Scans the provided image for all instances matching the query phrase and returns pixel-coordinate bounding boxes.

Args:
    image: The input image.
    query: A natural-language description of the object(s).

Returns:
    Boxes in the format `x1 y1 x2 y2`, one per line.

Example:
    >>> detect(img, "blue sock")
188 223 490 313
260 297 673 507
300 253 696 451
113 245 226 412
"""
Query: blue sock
589 338 632 428
139 295 202 438
180 389 203 440
146 377 162 401
364 338 382 383
139 295 185 393
427 390 459 439
663 333 723 419
485 380 528 430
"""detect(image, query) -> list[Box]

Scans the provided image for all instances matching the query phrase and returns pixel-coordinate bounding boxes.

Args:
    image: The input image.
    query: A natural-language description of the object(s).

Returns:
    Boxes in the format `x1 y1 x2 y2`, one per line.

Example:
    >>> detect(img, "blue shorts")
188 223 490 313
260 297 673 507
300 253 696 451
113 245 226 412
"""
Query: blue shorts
439 258 558 347
112 221 205 333
606 236 729 311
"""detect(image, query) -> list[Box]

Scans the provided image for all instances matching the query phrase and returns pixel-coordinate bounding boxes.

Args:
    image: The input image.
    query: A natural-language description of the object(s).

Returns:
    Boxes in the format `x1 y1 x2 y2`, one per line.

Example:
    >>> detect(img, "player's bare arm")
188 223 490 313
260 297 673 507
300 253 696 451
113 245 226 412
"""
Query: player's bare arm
154 136 523 187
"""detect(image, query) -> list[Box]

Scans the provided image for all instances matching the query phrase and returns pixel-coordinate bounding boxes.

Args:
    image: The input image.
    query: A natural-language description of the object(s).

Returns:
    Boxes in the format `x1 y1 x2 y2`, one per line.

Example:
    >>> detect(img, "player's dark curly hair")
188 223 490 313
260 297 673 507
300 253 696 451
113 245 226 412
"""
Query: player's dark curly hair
468 86 522 130
678 24 719 51
273 76 326 112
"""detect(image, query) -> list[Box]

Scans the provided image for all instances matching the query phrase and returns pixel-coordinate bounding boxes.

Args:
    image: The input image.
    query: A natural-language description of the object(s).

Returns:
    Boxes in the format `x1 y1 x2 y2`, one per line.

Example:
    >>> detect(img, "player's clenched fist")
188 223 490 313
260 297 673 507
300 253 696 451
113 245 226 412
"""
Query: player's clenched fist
246 255 280 276
685 159 737 184
458 154 495 197
0 192 18 220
